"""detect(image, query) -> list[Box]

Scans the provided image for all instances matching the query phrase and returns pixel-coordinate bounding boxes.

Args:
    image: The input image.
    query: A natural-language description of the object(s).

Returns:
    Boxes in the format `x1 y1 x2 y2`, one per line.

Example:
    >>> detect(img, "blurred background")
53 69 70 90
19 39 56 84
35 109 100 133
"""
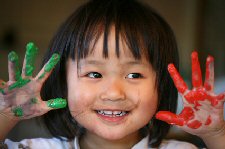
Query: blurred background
0 0 225 148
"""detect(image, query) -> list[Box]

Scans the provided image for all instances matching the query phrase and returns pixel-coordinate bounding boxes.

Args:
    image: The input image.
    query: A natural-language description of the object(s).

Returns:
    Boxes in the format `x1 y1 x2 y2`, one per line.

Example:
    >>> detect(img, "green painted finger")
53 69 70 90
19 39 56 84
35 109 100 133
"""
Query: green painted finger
47 98 67 109
25 42 38 76
8 51 20 80
12 106 23 117
8 78 31 91
44 53 60 72
38 53 60 80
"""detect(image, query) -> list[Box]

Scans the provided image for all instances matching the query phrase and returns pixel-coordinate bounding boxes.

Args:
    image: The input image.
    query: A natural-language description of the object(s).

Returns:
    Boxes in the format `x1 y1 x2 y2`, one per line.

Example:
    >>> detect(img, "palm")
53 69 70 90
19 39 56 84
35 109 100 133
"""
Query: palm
156 51 225 136
0 42 66 120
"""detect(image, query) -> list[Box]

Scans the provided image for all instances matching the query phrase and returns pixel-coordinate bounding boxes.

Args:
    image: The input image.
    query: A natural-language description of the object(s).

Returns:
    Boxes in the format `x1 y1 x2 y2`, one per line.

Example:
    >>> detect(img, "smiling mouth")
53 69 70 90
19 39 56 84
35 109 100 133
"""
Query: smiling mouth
95 110 129 117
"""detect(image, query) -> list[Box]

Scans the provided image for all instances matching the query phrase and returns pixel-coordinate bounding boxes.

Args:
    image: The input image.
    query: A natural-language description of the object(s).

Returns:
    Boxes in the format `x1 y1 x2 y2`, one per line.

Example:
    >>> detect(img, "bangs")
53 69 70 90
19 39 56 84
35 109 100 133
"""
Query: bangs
67 0 152 62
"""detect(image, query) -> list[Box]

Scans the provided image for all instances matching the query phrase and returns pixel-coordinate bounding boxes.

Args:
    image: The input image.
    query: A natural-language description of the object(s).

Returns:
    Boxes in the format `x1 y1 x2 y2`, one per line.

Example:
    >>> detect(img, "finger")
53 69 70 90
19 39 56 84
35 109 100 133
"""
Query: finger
0 80 6 94
191 51 203 88
8 51 20 81
45 98 67 110
204 55 214 91
35 53 60 84
155 111 185 126
168 64 188 94
6 78 31 92
0 80 6 88
22 42 38 77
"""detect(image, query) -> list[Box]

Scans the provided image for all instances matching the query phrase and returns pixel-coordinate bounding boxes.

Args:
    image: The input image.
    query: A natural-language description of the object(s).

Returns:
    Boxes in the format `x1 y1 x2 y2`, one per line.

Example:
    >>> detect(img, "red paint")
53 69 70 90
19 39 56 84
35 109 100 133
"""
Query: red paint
156 52 224 130
205 115 212 125
168 64 188 94
156 107 194 126
204 56 214 91
156 111 185 126
204 82 212 91
184 88 223 107
180 107 194 121
191 51 202 88
187 120 202 129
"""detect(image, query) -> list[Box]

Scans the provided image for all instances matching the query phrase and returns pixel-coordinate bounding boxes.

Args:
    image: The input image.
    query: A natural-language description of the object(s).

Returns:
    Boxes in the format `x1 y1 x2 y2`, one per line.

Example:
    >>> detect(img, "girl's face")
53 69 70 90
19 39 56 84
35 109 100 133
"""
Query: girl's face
66 29 158 141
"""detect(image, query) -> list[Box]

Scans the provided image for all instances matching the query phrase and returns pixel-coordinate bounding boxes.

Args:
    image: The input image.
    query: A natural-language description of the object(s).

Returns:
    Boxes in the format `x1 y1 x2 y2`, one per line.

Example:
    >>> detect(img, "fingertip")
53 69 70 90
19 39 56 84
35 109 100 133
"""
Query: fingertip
206 55 214 63
26 42 38 52
8 51 19 62
46 98 67 109
191 51 198 59
168 63 175 72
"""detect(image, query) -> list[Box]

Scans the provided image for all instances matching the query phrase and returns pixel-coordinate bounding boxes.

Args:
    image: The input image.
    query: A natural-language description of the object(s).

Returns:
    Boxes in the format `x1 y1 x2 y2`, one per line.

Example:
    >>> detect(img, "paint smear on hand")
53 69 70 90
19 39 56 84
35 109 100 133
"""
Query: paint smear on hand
12 106 23 117
9 78 31 90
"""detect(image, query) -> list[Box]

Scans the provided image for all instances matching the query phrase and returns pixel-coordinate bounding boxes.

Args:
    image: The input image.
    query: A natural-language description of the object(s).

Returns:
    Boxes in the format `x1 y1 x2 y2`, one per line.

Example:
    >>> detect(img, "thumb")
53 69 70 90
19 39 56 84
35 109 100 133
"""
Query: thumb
156 111 185 126
45 98 67 110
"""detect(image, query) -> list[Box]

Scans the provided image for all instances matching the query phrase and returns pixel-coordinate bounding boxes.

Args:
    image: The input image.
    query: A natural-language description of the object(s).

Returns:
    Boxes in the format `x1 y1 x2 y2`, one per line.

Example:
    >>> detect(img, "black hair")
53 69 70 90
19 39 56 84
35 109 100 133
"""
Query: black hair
41 0 178 147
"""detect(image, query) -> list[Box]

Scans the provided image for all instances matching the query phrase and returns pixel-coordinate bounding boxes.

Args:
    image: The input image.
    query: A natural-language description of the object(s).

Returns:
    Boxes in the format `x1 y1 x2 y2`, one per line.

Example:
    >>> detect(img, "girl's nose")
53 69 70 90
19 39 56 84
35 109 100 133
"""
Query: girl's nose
100 80 126 101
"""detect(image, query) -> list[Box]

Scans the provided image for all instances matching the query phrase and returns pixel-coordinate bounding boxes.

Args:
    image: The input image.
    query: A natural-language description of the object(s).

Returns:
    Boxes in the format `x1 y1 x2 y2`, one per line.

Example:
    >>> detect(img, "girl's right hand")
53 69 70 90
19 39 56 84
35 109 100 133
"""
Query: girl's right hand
0 42 67 121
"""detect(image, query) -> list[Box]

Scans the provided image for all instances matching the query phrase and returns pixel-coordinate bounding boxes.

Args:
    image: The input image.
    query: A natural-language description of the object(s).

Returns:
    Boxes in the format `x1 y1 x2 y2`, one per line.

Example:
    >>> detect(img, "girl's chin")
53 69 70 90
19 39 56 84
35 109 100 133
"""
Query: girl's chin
87 126 140 141
97 132 128 140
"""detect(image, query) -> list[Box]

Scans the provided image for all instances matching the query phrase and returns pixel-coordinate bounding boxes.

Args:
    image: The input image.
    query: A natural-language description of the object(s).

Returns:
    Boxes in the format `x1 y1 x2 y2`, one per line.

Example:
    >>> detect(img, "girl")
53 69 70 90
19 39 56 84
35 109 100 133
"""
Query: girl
0 0 225 148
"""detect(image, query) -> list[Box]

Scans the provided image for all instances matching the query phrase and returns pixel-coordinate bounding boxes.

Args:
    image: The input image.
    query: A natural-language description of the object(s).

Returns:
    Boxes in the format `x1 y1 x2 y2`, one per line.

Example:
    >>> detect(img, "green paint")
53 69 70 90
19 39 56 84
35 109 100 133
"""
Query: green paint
25 42 38 76
30 98 38 104
47 98 67 109
0 88 4 94
38 72 46 80
9 78 31 90
1 82 5 85
38 53 60 80
8 51 20 80
26 65 34 76
12 107 23 117
44 53 60 72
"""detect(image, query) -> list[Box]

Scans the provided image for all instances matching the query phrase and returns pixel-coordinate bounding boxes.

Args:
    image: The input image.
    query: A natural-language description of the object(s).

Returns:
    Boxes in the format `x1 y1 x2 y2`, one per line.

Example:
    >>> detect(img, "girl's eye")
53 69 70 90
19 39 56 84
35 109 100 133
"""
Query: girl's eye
86 72 102 78
126 73 143 79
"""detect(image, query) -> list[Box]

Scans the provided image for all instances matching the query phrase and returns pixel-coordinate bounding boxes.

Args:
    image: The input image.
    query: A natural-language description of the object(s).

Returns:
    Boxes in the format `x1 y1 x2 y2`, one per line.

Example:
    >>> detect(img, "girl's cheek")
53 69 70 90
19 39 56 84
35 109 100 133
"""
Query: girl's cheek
68 89 94 113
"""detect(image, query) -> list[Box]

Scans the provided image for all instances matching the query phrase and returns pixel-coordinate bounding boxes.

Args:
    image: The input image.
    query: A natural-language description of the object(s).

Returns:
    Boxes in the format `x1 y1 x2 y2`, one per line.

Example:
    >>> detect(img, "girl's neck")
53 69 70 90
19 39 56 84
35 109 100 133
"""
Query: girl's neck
79 131 142 149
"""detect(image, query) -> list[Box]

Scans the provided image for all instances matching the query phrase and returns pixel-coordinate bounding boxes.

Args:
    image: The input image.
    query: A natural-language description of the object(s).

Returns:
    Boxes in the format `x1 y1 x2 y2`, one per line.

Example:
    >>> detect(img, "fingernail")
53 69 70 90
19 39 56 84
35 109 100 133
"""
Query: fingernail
47 98 67 109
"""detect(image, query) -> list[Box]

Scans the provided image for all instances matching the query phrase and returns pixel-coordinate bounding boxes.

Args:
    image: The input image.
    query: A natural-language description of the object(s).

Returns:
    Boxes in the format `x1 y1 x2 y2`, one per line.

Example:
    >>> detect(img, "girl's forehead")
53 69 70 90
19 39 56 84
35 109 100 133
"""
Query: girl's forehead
87 28 143 60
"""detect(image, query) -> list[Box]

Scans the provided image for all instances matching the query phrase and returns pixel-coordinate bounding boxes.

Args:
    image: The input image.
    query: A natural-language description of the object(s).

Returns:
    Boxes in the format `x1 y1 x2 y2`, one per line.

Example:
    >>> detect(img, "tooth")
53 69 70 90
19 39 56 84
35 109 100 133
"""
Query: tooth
97 110 103 114
113 111 122 115
103 111 113 115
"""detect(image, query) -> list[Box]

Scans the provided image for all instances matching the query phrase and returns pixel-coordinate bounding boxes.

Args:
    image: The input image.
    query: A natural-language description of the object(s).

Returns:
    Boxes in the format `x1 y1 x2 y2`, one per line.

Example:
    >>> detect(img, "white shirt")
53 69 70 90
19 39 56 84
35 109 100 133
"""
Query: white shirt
5 136 199 149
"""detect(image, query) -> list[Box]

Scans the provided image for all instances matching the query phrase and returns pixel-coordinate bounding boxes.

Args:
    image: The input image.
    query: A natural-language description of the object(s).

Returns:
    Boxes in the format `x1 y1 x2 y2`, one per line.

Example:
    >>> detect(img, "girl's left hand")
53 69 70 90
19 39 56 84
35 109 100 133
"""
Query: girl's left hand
156 51 225 138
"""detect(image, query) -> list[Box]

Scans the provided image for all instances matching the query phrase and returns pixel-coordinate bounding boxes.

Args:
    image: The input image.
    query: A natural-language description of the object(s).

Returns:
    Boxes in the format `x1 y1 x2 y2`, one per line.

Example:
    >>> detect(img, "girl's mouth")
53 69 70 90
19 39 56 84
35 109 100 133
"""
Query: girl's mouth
96 110 129 117
95 110 129 123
